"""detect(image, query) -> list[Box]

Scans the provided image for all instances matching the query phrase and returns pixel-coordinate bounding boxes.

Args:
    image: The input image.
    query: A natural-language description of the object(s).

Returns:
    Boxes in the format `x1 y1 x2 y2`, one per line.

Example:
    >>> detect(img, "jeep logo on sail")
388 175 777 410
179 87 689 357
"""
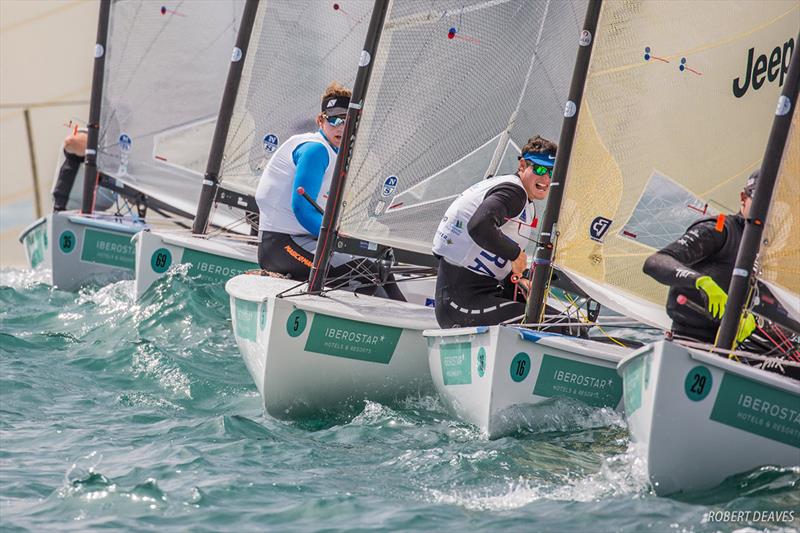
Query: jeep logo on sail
733 37 794 98
589 216 612 242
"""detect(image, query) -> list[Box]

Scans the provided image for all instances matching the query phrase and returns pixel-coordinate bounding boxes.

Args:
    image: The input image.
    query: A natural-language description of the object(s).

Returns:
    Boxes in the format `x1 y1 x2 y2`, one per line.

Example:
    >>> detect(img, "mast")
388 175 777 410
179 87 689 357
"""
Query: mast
307 0 391 293
192 0 259 235
716 34 800 349
524 0 602 325
80 0 111 215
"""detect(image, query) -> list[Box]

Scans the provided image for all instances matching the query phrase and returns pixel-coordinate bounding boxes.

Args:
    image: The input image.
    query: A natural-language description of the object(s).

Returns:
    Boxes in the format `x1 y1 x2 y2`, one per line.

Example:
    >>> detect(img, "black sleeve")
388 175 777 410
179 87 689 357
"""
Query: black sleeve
52 150 85 211
642 221 726 289
466 183 527 261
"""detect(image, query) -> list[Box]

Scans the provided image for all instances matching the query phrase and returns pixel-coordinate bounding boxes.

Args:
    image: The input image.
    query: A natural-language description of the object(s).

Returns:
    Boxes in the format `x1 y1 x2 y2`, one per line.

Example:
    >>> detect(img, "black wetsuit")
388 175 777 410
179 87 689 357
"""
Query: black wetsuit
435 183 530 328
258 230 406 301
643 214 744 342
52 150 84 212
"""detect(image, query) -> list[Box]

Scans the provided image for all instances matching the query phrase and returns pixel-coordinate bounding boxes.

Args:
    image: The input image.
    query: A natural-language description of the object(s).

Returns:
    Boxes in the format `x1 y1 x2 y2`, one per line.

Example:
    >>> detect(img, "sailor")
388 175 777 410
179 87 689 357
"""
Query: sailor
431 135 556 327
255 81 404 300
643 171 760 345
51 128 114 212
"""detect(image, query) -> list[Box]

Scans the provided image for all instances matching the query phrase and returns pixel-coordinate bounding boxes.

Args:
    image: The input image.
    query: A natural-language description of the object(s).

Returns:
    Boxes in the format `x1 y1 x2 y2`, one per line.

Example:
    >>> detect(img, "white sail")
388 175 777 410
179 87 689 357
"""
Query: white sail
338 0 587 256
551 0 799 325
218 1 373 196
96 0 244 218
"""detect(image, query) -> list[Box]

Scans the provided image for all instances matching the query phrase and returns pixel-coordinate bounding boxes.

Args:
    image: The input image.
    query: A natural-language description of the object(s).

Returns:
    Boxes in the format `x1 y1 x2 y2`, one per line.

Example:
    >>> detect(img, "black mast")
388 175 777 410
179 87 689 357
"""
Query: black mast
307 0 391 293
80 0 111 214
524 0 603 325
191 0 260 235
716 34 800 349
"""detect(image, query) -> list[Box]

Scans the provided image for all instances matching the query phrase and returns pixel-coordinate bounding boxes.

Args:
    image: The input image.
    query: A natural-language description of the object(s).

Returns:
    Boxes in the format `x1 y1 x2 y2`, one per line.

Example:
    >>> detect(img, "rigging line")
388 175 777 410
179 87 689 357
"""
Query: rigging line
564 292 628 348
757 325 789 355
677 339 800 367
218 131 259 175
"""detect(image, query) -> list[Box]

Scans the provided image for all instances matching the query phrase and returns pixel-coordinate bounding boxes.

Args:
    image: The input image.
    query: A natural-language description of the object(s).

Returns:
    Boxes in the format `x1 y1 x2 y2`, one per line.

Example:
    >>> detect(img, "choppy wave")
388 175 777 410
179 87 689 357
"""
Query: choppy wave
1 266 798 532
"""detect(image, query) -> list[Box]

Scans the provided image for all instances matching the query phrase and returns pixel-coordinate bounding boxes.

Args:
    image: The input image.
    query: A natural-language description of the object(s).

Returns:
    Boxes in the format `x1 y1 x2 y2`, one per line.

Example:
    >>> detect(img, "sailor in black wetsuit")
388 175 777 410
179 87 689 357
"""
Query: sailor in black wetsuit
52 130 88 212
431 136 556 328
51 128 114 212
643 171 760 344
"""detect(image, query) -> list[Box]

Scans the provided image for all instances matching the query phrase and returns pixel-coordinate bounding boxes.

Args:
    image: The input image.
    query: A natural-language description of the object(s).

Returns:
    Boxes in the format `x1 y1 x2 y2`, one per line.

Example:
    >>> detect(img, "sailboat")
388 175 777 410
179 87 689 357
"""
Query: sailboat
19 0 245 291
225 0 587 418
619 32 800 495
425 0 799 438
132 0 374 299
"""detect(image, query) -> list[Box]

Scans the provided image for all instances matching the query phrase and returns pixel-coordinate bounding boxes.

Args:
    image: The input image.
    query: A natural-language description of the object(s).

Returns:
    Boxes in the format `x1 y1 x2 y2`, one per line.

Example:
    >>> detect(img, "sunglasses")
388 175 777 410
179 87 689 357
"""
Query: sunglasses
526 161 552 176
323 114 346 127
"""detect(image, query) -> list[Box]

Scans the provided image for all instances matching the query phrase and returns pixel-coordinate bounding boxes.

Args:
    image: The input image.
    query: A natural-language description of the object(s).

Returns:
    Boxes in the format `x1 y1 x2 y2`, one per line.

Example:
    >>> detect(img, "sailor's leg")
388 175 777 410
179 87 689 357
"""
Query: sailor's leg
257 231 314 279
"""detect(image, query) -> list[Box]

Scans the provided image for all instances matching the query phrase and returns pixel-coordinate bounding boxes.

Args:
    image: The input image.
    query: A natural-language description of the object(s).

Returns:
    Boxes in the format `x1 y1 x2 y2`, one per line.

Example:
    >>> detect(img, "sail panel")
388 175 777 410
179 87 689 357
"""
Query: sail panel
554 1 799 309
338 0 587 256
97 0 244 217
218 1 373 195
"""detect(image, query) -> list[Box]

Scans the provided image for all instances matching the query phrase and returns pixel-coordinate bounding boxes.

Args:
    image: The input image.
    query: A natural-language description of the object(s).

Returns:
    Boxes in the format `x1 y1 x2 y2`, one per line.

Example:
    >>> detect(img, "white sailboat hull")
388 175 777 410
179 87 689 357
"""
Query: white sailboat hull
226 275 437 418
618 340 800 495
133 229 259 298
19 211 144 290
424 325 631 438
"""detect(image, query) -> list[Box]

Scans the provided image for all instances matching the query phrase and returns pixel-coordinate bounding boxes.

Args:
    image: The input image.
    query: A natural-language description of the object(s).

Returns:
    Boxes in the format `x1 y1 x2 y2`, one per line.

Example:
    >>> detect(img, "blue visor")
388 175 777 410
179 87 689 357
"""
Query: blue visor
521 151 556 168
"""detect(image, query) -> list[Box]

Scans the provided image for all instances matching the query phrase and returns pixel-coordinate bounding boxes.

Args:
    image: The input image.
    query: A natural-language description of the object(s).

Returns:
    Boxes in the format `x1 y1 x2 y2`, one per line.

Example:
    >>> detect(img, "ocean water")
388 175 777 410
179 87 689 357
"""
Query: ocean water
1 267 798 532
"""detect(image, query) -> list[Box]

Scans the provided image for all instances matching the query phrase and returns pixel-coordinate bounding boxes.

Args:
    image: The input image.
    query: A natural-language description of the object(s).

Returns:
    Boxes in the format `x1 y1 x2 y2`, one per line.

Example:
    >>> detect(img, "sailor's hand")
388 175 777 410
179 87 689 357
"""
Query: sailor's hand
63 131 88 157
736 312 757 344
517 277 531 292
511 249 527 278
695 275 727 319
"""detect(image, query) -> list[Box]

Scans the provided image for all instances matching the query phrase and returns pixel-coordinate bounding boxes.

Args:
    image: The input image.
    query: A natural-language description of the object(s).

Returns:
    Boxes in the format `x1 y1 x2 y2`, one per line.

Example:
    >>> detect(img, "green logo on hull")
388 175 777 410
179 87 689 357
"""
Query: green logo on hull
80 229 134 270
182 249 257 282
623 355 649 414
235 298 259 342
59 230 77 254
533 354 622 407
151 248 172 274
25 223 47 268
710 373 800 448
304 314 401 364
440 342 472 385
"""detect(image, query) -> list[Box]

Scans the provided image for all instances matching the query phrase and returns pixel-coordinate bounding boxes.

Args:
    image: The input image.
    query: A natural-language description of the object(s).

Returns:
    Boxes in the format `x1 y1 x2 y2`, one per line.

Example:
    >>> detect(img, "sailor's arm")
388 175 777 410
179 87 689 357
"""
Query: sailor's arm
643 221 726 288
290 142 330 237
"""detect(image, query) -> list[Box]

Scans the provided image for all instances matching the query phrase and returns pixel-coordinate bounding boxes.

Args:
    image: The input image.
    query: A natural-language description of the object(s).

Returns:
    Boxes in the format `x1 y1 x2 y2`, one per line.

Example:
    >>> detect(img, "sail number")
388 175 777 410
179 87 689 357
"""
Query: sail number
684 366 713 402
59 230 76 254
510 352 531 382
150 248 172 274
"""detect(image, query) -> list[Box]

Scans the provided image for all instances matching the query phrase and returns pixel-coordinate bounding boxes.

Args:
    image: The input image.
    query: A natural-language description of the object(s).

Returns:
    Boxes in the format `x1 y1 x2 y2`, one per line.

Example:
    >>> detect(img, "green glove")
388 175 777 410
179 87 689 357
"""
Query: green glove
695 275 727 319
736 313 757 344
